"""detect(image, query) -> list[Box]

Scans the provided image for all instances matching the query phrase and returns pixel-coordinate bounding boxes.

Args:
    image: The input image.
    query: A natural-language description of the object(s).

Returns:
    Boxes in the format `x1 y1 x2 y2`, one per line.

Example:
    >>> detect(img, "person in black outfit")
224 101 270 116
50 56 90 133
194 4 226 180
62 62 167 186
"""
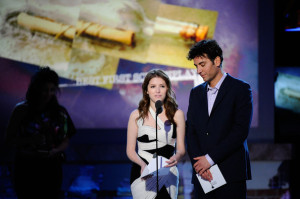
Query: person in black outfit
186 40 253 199
5 66 76 199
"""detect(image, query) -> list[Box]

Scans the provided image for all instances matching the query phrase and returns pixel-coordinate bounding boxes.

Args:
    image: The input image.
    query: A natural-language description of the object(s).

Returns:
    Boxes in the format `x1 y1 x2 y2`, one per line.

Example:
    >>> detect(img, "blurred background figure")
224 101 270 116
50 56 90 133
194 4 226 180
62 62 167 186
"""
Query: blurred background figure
5 66 76 199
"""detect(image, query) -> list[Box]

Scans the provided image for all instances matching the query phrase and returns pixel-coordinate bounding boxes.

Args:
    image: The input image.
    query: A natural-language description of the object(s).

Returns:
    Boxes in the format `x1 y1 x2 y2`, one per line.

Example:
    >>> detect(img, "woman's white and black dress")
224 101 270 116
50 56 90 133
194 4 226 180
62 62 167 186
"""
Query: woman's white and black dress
130 107 179 199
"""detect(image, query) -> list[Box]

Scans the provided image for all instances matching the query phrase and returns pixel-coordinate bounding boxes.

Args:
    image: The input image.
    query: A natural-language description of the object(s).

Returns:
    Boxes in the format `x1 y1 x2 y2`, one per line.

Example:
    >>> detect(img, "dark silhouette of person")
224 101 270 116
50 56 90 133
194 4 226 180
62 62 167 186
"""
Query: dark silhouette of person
5 66 76 199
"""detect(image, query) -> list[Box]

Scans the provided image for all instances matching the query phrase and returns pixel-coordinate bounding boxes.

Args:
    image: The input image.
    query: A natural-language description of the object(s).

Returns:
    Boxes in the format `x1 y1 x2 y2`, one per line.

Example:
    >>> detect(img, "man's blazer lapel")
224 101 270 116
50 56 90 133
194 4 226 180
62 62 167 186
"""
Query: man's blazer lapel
210 74 232 116
198 82 210 120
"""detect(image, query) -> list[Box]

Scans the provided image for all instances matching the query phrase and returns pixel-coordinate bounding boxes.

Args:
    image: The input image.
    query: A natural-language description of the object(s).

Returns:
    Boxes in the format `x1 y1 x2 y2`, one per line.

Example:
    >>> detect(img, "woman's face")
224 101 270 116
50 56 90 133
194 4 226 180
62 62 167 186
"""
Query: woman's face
147 77 168 104
40 82 57 105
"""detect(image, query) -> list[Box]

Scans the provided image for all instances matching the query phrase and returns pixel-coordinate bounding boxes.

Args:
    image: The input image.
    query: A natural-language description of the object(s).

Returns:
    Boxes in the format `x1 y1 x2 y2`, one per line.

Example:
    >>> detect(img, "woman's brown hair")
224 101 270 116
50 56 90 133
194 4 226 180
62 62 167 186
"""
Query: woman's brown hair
137 69 178 125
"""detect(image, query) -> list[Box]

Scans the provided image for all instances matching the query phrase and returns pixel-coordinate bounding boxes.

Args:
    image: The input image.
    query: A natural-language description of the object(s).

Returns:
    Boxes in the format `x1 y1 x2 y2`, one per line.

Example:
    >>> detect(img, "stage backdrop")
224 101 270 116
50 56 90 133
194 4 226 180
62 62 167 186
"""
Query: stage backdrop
0 0 261 138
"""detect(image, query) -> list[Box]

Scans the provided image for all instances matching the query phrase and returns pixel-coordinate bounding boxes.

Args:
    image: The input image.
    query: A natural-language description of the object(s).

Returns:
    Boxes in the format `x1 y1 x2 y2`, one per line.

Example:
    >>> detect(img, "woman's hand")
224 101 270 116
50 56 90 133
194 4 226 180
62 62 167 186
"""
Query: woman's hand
140 162 147 175
165 155 178 167
141 162 153 180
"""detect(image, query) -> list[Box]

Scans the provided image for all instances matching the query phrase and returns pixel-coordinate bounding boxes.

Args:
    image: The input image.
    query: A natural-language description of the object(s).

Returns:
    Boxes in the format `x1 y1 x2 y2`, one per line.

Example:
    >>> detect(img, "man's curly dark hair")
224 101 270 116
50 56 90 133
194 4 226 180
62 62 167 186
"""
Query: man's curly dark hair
187 39 223 67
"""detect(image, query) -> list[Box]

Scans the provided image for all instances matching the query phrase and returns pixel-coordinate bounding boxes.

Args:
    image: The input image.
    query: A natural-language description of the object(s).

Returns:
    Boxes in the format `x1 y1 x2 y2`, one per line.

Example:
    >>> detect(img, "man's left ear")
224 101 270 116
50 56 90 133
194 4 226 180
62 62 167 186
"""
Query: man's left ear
215 56 221 67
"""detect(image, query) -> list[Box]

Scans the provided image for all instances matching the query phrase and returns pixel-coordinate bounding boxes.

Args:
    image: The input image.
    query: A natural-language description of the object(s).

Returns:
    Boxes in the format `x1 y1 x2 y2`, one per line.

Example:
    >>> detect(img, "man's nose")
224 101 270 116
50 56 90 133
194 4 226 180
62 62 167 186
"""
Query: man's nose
197 67 202 74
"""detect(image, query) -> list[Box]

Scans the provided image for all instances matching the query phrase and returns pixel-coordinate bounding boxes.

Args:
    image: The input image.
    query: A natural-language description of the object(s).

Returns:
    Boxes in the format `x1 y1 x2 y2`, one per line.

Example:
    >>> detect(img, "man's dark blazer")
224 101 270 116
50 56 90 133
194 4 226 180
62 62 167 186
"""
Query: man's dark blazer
186 74 253 185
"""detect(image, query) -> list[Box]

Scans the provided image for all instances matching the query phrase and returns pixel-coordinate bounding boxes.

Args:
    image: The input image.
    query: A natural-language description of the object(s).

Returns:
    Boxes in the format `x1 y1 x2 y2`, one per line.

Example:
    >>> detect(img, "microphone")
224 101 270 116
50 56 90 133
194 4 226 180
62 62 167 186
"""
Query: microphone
155 100 163 115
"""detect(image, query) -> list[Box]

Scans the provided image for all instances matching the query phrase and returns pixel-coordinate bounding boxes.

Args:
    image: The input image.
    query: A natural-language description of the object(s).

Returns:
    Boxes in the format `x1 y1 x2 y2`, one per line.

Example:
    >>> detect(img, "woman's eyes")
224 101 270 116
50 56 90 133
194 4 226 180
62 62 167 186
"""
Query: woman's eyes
150 85 165 88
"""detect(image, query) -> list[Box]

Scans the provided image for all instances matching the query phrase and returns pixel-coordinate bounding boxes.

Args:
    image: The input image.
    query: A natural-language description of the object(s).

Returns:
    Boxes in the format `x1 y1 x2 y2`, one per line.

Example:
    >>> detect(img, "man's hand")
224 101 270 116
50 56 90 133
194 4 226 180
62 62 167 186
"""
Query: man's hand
193 156 213 181
193 156 211 175
201 170 213 182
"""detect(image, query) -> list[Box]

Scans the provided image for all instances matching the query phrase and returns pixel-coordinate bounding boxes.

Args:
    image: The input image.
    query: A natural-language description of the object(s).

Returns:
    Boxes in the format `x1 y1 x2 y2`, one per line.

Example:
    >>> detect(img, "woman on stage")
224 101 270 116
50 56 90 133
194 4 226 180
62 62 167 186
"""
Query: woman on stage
126 69 186 198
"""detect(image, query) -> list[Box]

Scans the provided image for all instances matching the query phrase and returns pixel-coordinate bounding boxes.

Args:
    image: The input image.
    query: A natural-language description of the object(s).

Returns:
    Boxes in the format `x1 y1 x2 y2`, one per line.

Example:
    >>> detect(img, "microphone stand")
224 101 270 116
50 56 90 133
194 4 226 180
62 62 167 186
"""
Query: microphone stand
155 111 159 195
155 101 162 196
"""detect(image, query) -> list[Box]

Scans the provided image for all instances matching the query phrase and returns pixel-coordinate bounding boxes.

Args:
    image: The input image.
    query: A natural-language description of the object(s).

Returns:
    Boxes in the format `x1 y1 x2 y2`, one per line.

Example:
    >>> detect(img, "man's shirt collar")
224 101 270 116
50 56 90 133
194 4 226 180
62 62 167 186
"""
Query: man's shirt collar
207 72 227 92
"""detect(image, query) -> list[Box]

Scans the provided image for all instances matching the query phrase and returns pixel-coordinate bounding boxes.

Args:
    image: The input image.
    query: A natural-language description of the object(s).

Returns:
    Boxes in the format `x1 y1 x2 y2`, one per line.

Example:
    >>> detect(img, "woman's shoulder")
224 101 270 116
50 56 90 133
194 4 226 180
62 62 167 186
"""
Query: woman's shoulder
130 109 140 119
57 104 67 112
129 109 143 127
14 101 29 111
174 109 184 116
174 109 185 121
56 105 72 115
10 101 29 119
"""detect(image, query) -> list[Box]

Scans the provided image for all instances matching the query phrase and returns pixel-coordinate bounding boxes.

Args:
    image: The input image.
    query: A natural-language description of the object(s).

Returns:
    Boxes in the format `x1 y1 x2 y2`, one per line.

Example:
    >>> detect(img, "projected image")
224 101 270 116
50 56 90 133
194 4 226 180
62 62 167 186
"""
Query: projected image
275 71 300 113
0 0 217 68
60 48 119 90
72 1 217 66
0 0 79 67
72 0 158 64
0 58 198 129
0 0 258 130
147 3 217 68
275 68 300 141
61 60 201 128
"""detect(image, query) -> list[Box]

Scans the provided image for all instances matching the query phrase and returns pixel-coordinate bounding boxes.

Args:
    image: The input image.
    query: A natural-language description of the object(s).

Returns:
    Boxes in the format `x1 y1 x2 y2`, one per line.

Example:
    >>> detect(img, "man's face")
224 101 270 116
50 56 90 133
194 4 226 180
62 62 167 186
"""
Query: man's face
193 55 221 85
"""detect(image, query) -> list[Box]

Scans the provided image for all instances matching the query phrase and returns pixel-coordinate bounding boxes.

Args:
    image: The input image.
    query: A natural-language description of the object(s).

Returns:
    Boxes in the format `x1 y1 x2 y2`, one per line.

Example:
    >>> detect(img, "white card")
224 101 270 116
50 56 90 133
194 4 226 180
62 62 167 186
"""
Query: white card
141 156 170 178
196 164 227 194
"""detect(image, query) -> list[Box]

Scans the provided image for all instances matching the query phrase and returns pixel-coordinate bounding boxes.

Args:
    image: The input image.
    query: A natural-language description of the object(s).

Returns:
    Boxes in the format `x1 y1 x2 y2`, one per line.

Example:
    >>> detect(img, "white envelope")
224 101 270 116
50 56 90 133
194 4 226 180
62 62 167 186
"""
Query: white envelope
196 164 227 194
141 156 170 178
